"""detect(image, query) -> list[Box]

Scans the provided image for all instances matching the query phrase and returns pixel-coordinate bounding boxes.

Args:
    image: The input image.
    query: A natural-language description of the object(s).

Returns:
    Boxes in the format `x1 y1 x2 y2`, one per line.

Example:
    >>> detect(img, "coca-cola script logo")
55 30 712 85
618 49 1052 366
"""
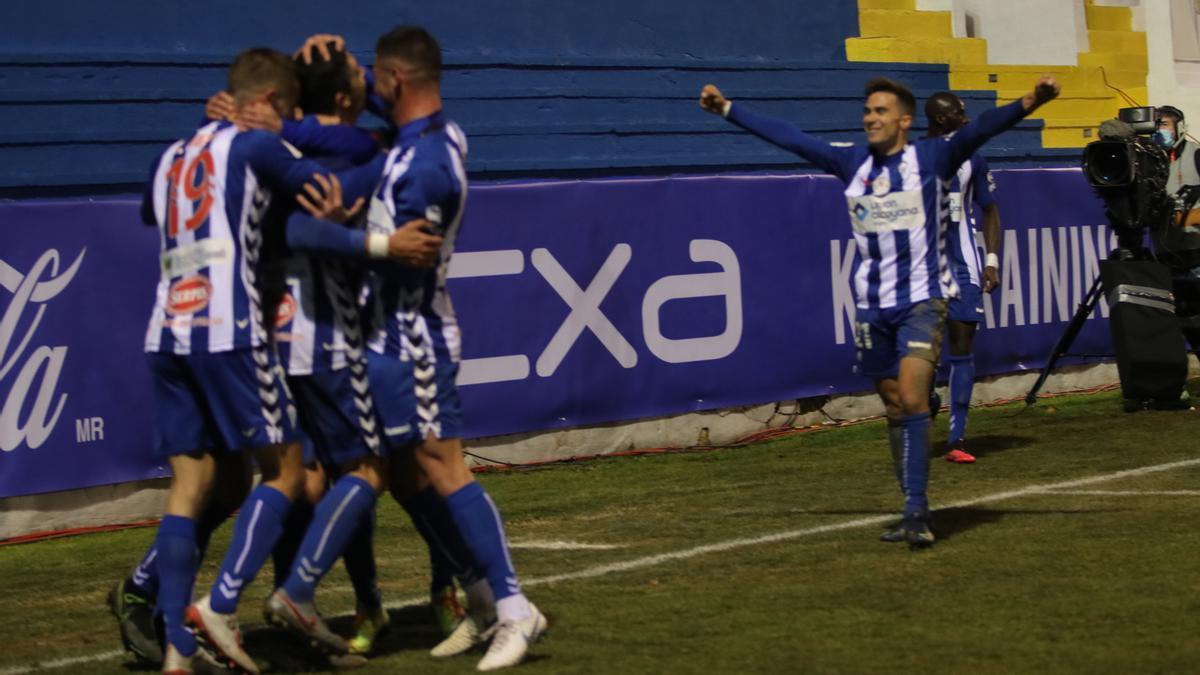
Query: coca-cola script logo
166 275 212 316
275 292 297 328
0 248 86 452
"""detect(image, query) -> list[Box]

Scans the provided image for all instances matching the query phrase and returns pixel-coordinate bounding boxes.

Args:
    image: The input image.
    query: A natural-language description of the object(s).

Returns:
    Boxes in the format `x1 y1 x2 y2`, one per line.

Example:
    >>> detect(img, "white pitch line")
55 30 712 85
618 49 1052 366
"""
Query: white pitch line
1038 490 1200 497
5 455 1198 675
510 539 624 550
0 650 125 675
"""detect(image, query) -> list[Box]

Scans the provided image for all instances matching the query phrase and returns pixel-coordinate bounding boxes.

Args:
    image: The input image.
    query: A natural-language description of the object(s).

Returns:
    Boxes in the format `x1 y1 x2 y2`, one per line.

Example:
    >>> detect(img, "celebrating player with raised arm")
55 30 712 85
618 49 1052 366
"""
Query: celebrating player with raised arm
924 92 1003 464
699 75 1058 547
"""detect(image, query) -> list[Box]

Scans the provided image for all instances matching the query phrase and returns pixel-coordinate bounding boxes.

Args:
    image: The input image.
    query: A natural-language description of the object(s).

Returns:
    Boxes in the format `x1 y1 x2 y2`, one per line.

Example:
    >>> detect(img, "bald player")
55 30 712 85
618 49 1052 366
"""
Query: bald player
925 92 1002 464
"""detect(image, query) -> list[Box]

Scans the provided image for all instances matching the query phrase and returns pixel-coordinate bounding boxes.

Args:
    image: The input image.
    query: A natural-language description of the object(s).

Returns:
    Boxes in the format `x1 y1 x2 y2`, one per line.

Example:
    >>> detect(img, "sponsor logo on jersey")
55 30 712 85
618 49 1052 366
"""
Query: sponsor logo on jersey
160 238 233 279
275 292 297 328
948 192 964 222
846 190 925 235
166 275 212 316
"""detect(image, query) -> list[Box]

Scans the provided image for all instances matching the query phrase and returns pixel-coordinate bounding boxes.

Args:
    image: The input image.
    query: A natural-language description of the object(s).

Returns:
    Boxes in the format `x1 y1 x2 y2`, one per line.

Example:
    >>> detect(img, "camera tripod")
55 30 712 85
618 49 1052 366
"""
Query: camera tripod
1024 276 1105 406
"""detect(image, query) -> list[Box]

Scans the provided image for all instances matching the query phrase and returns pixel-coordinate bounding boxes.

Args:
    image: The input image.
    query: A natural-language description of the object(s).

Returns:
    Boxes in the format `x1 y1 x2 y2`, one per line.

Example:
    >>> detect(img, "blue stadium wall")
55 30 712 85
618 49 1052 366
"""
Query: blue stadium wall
0 1 1106 499
0 0 1071 192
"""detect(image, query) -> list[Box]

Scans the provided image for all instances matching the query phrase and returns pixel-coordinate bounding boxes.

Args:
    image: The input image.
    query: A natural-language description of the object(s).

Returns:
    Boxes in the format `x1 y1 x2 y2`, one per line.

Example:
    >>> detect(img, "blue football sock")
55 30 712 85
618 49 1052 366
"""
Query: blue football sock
209 485 291 614
901 412 932 517
130 502 232 601
128 543 160 599
948 354 975 444
273 500 314 590
155 515 198 656
403 486 481 592
342 506 381 609
445 482 520 602
887 419 904 489
282 475 377 604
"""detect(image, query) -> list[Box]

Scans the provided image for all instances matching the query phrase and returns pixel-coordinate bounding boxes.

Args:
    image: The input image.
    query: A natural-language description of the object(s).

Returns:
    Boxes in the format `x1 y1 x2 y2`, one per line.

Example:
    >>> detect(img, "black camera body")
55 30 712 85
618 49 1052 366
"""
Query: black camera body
1081 107 1173 256
1079 107 1192 408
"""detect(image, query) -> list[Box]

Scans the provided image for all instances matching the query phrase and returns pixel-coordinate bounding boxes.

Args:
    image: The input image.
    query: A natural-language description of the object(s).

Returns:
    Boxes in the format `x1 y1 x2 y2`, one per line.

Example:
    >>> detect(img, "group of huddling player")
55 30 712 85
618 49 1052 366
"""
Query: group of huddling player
105 18 1061 674
108 26 546 675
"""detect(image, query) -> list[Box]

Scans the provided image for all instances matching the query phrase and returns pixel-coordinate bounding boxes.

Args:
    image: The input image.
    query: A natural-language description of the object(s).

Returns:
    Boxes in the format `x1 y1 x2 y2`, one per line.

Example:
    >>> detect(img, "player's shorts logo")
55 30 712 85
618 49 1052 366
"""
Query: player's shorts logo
275 292 297 328
166 275 212 316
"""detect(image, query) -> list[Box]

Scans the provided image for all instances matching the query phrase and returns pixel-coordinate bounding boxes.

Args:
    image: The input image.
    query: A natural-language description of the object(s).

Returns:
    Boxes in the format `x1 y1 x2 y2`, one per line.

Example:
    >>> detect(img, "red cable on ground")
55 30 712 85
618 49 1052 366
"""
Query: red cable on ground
0 381 1127 547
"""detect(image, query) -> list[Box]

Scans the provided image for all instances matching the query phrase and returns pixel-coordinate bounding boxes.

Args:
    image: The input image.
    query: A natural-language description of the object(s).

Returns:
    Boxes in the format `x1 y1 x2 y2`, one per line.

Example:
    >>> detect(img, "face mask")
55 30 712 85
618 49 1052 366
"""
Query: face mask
1156 129 1175 148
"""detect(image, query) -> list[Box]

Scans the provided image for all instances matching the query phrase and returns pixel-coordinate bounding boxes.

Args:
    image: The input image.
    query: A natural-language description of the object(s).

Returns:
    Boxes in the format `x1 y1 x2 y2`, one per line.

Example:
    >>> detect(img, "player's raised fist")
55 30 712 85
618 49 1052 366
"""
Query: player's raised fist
699 84 729 116
1034 76 1060 104
1022 76 1061 112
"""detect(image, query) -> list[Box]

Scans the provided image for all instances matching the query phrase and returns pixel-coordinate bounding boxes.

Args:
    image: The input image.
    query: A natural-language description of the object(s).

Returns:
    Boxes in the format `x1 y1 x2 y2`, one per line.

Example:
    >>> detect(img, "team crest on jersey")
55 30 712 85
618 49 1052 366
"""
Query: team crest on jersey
871 171 891 196
275 292 297 328
166 275 212 315
425 204 443 225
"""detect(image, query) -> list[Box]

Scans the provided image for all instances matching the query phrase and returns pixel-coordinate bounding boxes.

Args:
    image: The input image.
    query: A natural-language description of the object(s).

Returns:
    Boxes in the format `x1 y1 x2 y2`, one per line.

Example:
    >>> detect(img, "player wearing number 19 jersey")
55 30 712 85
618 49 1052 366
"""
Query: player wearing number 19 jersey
700 75 1058 547
141 49 372 675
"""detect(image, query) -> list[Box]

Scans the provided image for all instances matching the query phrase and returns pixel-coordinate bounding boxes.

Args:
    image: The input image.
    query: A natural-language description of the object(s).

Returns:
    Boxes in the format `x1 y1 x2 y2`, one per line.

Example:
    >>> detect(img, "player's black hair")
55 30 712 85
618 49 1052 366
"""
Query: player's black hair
375 26 442 85
865 77 917 117
228 47 300 108
293 42 352 116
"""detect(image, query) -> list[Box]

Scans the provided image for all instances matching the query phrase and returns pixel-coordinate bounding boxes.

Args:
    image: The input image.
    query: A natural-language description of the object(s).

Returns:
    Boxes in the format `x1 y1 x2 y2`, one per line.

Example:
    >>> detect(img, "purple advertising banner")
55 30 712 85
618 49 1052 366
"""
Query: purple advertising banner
0 168 1114 498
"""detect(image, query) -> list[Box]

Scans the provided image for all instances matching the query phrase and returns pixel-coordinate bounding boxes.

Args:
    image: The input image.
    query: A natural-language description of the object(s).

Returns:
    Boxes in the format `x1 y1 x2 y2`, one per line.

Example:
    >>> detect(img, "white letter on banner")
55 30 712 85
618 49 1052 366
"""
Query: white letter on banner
1041 227 1070 323
999 230 1024 328
533 244 636 377
830 239 857 345
1 346 69 452
1027 229 1040 325
642 239 742 363
445 250 531 385
0 248 84 452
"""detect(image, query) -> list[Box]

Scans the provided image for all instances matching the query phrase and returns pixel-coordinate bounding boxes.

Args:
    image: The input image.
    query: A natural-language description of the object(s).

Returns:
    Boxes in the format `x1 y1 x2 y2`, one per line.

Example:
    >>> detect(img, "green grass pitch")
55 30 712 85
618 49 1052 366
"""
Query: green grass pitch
2 389 1199 674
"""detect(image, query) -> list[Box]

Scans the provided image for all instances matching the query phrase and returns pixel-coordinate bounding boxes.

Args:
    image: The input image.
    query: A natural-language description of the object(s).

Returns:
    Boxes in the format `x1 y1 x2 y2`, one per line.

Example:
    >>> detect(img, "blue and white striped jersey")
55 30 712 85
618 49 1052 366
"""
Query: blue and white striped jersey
364 111 468 366
944 151 996 289
269 123 385 375
142 121 334 354
727 99 1025 310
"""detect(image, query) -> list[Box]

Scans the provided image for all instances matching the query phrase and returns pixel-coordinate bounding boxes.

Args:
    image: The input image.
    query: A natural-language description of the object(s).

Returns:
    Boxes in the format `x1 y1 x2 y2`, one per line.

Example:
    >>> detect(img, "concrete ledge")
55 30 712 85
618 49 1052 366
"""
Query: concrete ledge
0 363 1128 540
1 478 168 540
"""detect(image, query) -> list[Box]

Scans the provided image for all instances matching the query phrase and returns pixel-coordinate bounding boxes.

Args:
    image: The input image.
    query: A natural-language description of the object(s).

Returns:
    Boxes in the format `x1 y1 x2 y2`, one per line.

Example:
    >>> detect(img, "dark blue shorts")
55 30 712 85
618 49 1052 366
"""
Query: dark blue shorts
947 281 985 324
146 348 298 458
853 299 947 379
290 365 382 469
367 353 464 451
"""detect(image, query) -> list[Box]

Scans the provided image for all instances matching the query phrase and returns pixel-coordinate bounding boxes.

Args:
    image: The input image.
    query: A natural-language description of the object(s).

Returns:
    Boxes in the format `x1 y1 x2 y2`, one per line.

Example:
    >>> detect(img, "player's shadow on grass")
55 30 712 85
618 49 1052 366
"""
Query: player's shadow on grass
931 506 1128 543
238 604 447 673
944 434 1031 458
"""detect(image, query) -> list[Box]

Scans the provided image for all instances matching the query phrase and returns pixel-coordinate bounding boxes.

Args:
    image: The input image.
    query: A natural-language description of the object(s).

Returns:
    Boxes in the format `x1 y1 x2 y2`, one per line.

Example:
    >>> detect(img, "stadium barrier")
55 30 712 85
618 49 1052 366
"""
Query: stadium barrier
0 168 1115 500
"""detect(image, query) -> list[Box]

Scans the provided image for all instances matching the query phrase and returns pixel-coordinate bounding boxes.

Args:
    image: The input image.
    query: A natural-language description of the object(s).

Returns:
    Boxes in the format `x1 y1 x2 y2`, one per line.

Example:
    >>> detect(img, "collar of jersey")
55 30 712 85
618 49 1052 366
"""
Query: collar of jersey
396 110 446 147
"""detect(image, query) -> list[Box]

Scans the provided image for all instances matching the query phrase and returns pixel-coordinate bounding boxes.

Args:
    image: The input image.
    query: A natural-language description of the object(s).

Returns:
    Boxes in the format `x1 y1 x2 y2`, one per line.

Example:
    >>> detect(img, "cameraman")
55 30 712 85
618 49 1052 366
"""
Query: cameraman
1156 105 1200 359
1159 106 1200 196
